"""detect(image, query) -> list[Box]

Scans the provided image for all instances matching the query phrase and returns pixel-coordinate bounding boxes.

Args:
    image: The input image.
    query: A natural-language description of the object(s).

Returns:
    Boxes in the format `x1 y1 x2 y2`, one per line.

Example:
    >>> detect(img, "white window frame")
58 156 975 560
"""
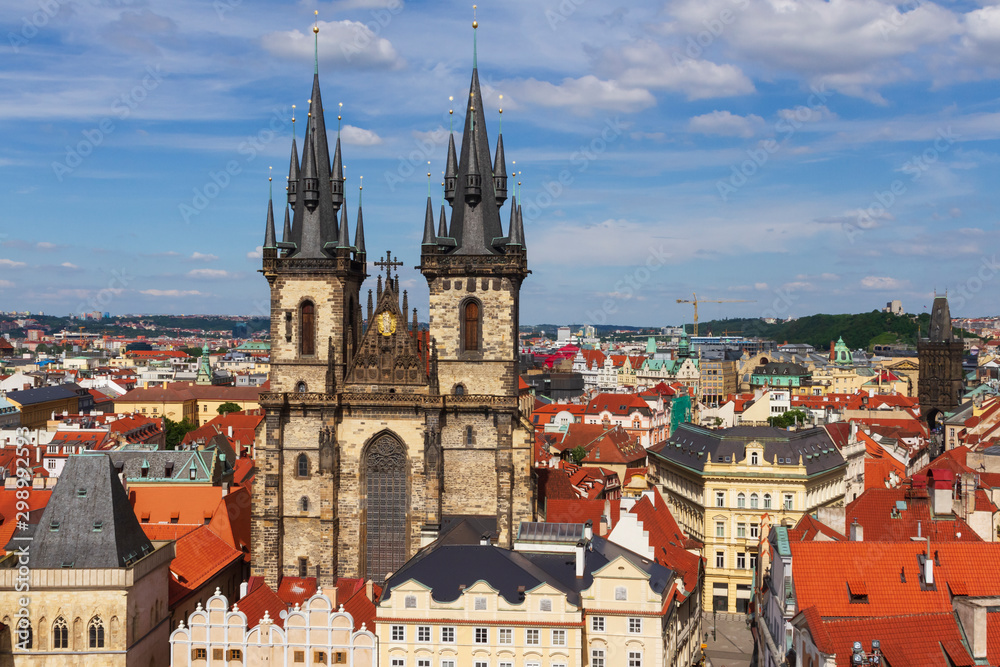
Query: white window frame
593 649 606 667
525 628 540 645
628 617 642 634
591 616 605 632
390 625 404 642
416 625 430 643
715 490 725 507
441 626 455 643
498 627 512 644
552 628 566 646
474 627 488 644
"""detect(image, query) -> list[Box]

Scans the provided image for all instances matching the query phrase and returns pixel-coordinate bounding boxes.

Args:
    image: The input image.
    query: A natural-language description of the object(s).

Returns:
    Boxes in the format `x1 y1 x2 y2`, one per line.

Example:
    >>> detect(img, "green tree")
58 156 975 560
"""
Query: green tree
569 445 587 465
217 401 242 416
767 409 811 429
164 417 198 450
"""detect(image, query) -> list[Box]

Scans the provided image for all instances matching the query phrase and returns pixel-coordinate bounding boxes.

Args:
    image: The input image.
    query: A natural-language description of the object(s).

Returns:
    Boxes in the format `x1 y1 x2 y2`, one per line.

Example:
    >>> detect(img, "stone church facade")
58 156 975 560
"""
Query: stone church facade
251 48 534 588
918 295 964 443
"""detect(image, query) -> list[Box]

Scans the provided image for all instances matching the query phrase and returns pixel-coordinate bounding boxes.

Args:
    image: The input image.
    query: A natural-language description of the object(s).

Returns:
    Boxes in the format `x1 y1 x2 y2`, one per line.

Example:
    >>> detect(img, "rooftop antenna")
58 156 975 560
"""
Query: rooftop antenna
313 10 320 74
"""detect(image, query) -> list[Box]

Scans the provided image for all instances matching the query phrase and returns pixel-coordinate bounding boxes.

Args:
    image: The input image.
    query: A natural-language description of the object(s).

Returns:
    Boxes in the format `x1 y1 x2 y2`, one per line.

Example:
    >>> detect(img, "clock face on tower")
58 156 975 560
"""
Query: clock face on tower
377 311 396 337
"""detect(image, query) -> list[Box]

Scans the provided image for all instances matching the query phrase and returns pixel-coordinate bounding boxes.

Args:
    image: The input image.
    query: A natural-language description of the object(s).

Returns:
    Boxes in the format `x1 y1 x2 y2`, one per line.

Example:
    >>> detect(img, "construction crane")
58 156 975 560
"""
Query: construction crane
676 292 756 336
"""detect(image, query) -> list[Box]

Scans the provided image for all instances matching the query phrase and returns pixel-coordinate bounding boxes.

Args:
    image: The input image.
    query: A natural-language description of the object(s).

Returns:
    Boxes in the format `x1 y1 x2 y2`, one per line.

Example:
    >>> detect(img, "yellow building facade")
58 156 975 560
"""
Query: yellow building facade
649 424 846 614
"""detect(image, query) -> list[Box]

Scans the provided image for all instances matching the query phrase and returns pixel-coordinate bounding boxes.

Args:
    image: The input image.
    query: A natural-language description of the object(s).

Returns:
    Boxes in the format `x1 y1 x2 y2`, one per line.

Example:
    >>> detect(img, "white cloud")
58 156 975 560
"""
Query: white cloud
861 276 910 290
777 105 837 123
187 269 230 279
247 246 263 260
609 41 756 100
688 110 765 138
508 76 655 113
140 289 206 297
341 124 382 146
754 282 769 290
0 259 26 268
60 262 79 269
36 241 57 250
189 252 218 262
0 280 13 288
262 20 404 70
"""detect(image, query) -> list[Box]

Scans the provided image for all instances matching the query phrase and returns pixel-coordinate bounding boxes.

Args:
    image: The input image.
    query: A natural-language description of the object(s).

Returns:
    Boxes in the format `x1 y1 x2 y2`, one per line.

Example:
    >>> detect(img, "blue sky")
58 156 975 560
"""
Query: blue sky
2 0 999 326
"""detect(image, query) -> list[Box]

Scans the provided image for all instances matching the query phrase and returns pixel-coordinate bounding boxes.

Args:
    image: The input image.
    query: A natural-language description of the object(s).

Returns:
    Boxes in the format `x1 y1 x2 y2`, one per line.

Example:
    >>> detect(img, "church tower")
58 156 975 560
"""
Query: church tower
252 17 534 589
254 54 367 587
418 32 532 547
918 295 964 440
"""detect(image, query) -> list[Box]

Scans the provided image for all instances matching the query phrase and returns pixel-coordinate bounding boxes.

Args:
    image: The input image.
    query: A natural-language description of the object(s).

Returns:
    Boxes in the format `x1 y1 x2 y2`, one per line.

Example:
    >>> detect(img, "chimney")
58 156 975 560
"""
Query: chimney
830 341 835 361
584 520 593 541
850 519 863 542
923 552 934 586
365 579 374 601
239 580 248 600
228 425 233 438
575 541 586 578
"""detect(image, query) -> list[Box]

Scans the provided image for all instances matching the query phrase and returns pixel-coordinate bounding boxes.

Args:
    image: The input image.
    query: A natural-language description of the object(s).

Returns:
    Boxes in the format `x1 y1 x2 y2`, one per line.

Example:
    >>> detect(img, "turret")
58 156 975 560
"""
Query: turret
493 132 507 208
444 133 458 204
331 135 344 211
422 196 436 245
464 113 482 205
437 204 448 238
286 127 299 206
354 193 366 261
301 126 320 210
263 189 277 249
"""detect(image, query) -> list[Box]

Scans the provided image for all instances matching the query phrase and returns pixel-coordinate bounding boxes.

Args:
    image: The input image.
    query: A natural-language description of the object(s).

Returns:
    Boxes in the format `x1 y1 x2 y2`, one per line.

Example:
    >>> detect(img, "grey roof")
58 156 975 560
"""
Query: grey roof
107 449 226 483
443 68 506 255
651 423 845 476
383 535 672 607
5 385 78 406
16 454 153 569
517 522 586 543
752 362 810 376
928 295 953 342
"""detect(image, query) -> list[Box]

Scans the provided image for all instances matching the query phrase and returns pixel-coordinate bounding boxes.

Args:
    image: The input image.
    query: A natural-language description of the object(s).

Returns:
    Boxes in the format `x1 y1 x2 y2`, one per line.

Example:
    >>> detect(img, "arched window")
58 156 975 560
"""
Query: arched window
297 454 309 478
18 620 32 649
52 617 68 649
89 616 105 648
300 496 309 512
750 451 758 465
295 381 307 393
465 426 474 447
462 300 480 352
750 493 759 509
737 493 746 508
300 301 315 356
454 384 465 396
763 493 772 509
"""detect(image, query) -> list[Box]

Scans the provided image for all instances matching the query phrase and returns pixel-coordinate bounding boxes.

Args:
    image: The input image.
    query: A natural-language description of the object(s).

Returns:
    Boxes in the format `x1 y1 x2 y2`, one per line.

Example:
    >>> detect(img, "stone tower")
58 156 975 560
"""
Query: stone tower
252 35 534 589
917 295 964 434
419 61 532 551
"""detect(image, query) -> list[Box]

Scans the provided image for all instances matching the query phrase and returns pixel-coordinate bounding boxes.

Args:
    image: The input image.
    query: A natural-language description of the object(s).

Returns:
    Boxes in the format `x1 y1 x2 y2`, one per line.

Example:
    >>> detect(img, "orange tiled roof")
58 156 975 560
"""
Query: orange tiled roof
545 498 620 535
169 526 243 607
129 486 224 527
0 488 51 557
277 577 317 607
238 576 288 629
846 486 979 542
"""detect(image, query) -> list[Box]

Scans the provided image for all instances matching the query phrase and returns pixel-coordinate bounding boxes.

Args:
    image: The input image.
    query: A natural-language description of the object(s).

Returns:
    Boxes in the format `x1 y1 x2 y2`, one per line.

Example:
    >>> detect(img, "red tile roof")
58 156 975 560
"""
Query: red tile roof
544 498 620 535
627 490 700 598
788 513 846 542
585 393 651 417
169 525 243 606
238 576 288 629
0 488 51 556
277 577 318 607
846 487 980 542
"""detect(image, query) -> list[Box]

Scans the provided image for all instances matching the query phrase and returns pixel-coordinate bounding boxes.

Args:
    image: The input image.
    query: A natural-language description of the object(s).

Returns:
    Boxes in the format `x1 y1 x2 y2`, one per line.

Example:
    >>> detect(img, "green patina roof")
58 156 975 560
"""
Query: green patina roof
775 526 790 557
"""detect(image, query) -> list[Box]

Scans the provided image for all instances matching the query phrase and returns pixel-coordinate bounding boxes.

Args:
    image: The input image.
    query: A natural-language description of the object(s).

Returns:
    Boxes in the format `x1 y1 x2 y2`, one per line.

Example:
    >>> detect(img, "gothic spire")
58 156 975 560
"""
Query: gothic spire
331 134 344 211
506 194 522 246
443 67 504 255
444 133 458 204
354 183 366 258
422 196 436 245
264 188 277 249
493 132 507 208
337 187 351 248
281 205 293 247
437 203 448 238
286 119 299 206
929 295 954 342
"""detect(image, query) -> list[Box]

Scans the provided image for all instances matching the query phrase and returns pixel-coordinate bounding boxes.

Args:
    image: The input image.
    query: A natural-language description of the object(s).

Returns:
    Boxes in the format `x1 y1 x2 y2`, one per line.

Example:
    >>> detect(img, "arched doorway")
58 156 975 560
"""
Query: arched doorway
364 434 408 583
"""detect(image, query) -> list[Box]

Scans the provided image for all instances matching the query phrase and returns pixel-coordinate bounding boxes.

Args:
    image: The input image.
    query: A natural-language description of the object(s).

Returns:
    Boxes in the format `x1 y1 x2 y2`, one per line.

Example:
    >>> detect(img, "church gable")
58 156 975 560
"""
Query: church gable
345 278 429 388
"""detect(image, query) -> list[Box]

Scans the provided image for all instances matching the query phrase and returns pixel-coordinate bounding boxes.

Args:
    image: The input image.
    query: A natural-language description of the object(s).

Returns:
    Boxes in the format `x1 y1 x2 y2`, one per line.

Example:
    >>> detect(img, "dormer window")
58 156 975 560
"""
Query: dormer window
750 451 758 465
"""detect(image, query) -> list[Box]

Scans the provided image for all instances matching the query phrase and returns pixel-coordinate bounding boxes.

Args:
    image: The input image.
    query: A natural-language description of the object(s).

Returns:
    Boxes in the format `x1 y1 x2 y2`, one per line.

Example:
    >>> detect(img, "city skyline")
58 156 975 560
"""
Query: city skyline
2 0 1000 324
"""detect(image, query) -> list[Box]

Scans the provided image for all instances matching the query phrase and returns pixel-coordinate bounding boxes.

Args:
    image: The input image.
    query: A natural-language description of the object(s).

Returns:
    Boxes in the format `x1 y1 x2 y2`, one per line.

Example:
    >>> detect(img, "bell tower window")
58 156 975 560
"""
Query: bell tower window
300 301 315 356
463 300 480 352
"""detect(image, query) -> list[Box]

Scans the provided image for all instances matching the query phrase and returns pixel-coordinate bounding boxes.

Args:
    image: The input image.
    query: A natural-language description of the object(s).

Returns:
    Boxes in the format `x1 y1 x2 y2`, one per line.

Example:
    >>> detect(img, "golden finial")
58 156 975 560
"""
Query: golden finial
472 4 478 29
268 166 272 182
291 103 296 124
359 175 363 191
313 9 319 33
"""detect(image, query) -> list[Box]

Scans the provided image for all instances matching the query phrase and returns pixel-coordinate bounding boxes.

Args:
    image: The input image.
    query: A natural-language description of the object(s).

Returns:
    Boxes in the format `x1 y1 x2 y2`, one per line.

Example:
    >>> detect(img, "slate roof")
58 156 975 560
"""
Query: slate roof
650 423 845 475
107 449 228 483
20 454 153 568
383 534 672 608
4 385 78 406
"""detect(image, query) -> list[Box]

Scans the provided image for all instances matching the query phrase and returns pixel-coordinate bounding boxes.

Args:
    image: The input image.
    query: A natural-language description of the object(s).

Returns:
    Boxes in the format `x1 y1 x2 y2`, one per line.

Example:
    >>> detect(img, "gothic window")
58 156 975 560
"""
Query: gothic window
462 300 480 352
466 426 474 447
299 558 308 578
297 454 309 478
300 301 315 356
454 384 466 396
89 616 105 648
300 497 309 512
365 434 407 584
296 381 307 393
52 617 68 649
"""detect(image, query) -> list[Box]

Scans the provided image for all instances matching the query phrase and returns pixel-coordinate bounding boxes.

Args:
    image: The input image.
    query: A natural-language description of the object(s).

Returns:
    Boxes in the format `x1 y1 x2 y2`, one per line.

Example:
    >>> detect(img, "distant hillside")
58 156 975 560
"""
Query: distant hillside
694 311 978 351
